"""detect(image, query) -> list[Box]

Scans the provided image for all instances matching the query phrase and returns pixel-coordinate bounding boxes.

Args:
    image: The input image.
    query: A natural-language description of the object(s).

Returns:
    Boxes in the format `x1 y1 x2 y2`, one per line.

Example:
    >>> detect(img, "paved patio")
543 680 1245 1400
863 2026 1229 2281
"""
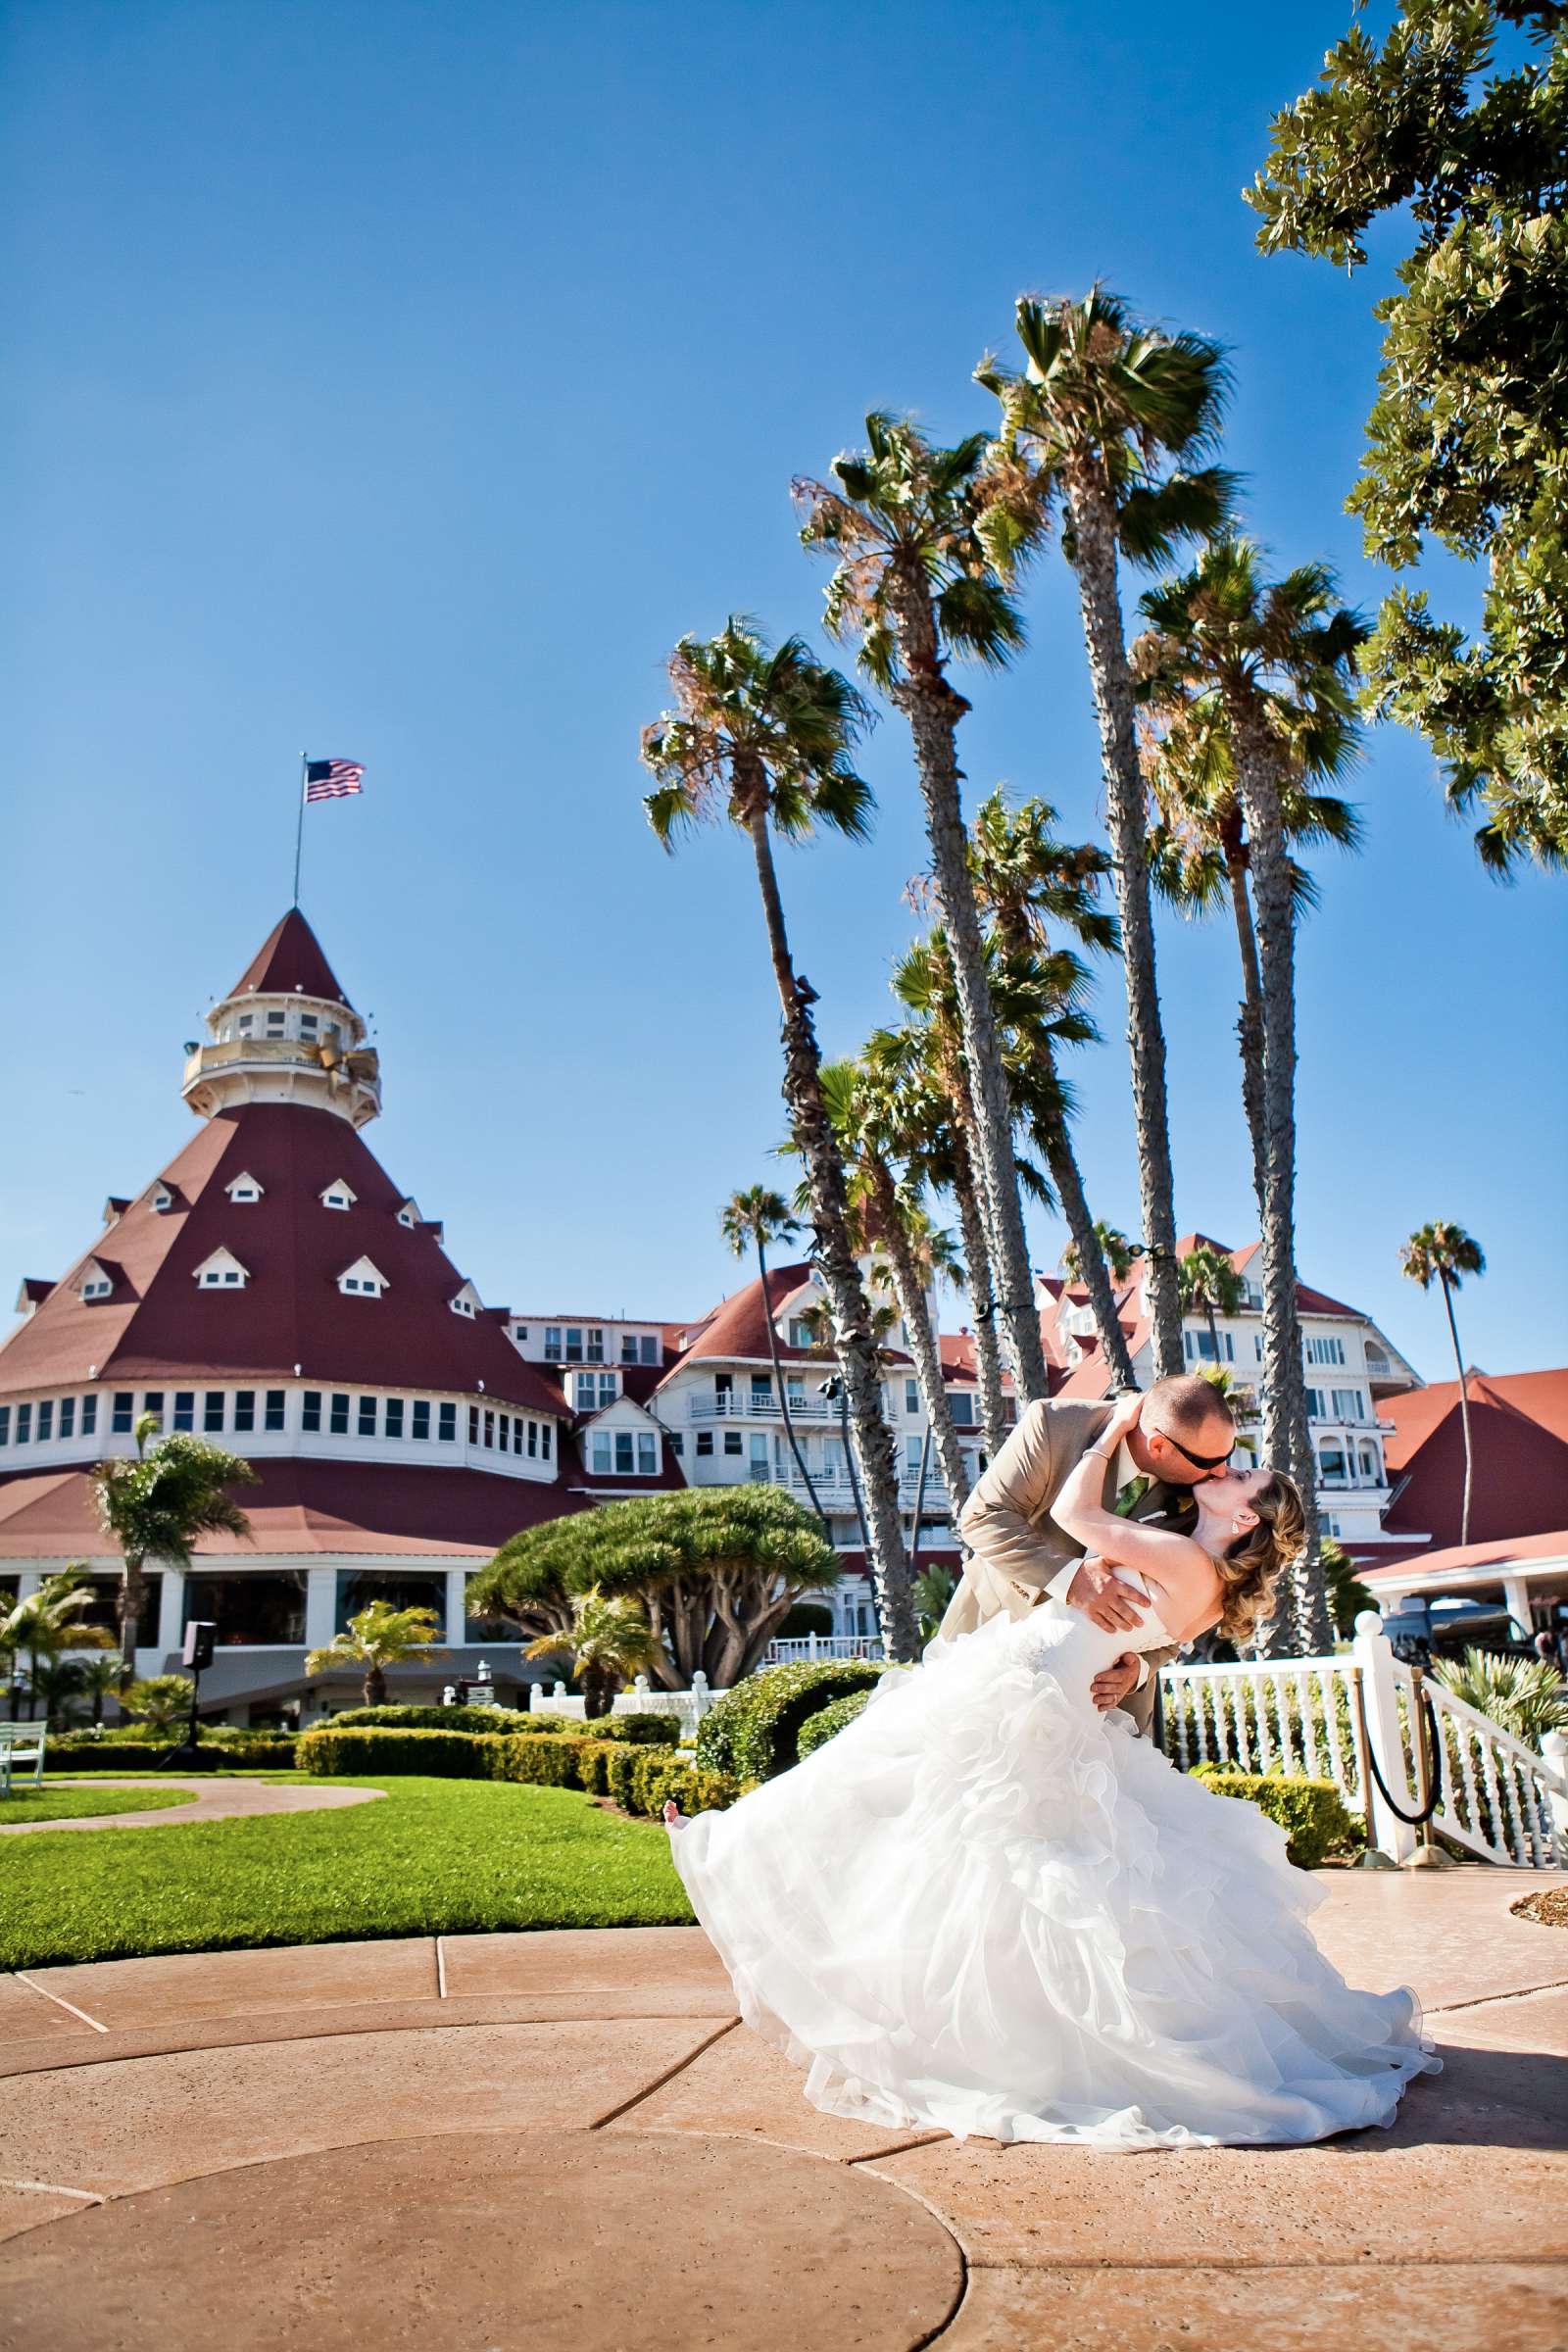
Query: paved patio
0 1869 1563 2349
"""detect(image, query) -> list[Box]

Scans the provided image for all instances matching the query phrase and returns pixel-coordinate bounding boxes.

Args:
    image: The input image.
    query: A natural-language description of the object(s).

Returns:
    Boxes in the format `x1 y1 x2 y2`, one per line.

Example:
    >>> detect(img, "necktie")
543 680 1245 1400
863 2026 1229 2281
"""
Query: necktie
1114 1474 1151 1517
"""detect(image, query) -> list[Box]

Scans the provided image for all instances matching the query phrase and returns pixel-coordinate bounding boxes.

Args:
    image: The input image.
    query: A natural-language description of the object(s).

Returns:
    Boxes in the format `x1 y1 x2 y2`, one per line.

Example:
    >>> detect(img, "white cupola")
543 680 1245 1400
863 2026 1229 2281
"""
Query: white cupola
181 908 381 1130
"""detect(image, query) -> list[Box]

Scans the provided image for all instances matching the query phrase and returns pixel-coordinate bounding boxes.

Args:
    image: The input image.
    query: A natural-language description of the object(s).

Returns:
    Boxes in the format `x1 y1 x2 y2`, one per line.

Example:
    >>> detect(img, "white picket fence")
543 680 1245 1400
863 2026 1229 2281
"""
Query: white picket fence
529 1673 720 1744
1158 1609 1568 1869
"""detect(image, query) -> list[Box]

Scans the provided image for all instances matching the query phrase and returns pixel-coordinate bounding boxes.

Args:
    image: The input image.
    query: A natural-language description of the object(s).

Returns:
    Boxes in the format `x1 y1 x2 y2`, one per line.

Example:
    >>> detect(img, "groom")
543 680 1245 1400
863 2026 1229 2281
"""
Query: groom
939 1376 1239 1732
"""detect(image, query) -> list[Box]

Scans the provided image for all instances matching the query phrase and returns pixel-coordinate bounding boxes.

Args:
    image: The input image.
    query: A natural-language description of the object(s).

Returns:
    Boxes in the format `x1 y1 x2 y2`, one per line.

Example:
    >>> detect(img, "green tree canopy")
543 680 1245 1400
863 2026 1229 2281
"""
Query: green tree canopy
1249 3 1568 871
469 1486 841 1691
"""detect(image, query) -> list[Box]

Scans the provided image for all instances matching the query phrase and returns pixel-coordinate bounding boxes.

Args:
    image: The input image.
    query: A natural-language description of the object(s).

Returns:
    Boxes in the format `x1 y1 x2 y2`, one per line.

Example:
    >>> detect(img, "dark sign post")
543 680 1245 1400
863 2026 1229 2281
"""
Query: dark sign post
161 1621 218 1769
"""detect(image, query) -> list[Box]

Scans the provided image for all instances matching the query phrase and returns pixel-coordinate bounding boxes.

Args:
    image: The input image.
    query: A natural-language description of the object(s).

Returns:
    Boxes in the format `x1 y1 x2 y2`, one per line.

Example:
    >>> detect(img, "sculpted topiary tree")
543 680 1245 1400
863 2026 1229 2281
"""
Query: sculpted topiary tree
469 1486 841 1690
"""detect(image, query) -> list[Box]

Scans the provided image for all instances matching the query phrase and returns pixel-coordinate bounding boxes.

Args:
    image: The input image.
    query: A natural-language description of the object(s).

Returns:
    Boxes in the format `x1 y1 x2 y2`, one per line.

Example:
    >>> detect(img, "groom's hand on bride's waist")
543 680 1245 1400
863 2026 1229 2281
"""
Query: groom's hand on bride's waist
1064 1555 1149 1634
1091 1655 1144 1713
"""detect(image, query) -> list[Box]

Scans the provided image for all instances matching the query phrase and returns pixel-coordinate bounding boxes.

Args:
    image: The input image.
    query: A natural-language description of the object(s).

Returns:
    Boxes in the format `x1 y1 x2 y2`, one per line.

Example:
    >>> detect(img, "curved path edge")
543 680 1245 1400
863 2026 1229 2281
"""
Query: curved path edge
0 1777 384 1837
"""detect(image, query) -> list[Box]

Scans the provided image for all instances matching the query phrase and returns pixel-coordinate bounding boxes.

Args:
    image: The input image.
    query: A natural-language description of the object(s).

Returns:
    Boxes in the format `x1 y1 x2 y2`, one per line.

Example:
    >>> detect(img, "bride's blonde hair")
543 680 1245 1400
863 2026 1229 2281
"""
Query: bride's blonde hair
1215 1471 1304 1648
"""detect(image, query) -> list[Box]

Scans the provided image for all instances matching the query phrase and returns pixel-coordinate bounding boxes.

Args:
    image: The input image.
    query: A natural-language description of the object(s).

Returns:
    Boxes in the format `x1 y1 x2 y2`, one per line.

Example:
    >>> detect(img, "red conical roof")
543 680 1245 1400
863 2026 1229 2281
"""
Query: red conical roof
230 909 351 1006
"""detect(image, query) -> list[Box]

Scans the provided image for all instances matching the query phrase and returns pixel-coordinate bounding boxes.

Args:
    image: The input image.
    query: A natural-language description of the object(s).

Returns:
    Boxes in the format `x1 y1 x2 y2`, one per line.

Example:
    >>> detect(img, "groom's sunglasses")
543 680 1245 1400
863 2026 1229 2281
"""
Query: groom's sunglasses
1149 1425 1235 1473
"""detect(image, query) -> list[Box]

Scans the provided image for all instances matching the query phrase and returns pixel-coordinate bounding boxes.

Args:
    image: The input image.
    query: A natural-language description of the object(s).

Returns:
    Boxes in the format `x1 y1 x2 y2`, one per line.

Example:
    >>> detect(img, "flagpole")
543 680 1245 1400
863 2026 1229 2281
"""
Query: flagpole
292 754 308 906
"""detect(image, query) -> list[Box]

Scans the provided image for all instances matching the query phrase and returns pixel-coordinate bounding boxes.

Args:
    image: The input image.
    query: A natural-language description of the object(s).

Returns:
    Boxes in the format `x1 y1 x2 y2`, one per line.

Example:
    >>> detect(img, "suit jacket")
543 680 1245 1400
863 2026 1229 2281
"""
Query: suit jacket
941 1397 1197 1736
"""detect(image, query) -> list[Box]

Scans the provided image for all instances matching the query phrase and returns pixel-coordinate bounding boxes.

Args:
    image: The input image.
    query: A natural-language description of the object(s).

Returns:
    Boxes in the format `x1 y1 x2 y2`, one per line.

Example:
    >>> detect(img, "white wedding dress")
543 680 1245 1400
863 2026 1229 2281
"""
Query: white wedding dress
667 1583 1438 2149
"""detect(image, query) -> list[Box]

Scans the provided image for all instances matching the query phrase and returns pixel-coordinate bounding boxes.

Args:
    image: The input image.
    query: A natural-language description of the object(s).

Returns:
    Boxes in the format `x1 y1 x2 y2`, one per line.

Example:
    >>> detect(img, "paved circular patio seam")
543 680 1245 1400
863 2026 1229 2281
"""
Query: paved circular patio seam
0 1777 385 1836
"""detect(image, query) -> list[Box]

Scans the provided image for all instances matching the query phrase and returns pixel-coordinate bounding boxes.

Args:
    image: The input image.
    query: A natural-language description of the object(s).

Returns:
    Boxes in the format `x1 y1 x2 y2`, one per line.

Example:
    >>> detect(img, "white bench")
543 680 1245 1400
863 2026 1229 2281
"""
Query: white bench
0 1720 48 1793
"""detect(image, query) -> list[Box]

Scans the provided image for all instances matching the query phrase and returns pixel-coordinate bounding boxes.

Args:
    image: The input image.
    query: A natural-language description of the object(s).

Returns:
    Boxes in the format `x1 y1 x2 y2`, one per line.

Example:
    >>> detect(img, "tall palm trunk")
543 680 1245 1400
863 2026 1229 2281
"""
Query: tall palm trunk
949 1076 1010 1452
117 1548 146 1680
1221 824 1269 1220
1232 712 1329 1654
885 577 1051 1406
1440 1272 1476 1549
1063 459 1183 1379
992 905 1136 1390
755 1233 828 1521
870 1169 972 1517
744 805 916 1659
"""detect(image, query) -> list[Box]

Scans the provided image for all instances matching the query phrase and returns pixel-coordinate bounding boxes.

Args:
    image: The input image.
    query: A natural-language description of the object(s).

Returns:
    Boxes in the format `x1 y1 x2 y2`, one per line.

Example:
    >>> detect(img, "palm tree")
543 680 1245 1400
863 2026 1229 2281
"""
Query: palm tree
1061 1222 1138 1284
979 290 1233 1380
91 1415 257 1677
305 1599 445 1710
121 1672 198 1733
818 1054 973 1517
1178 1241 1247 1367
880 967 1010 1452
523 1586 659 1720
1141 686 1361 1218
74 1651 125 1731
1400 1221 1488 1548
796 416 1052 1405
2 1571 113 1720
642 618 916 1659
1134 541 1367 1652
966 789 1134 1384
719 1185 827 1521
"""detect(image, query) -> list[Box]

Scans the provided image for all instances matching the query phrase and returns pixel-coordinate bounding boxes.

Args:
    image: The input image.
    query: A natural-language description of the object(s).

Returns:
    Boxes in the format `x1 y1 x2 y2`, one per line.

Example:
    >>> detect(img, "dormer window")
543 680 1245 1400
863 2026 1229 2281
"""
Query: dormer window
449 1281 481 1319
396 1197 421 1230
320 1181 358 1212
83 1276 112 1300
149 1185 174 1213
194 1248 249 1290
339 1255 387 1298
225 1172 264 1204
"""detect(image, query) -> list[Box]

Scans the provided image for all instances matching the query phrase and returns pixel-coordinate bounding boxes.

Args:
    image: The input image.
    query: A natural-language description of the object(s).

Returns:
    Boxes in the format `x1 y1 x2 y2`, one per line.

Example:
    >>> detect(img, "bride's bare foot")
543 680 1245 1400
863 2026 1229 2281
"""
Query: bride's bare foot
662 1798 681 1826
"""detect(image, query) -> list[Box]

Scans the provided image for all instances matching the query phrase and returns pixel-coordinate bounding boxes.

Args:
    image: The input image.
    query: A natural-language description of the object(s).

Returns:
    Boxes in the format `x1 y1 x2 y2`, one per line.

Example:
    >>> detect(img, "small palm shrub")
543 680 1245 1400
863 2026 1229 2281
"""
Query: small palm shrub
798 1690 872 1758
694 1659 887 1783
1432 1649 1568 1750
1192 1768 1361 1867
120 1674 196 1732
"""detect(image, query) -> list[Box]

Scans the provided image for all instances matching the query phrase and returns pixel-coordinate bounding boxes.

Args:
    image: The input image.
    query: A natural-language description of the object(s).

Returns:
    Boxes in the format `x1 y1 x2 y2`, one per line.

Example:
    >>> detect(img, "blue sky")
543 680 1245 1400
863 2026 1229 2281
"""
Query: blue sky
3 1 1562 1382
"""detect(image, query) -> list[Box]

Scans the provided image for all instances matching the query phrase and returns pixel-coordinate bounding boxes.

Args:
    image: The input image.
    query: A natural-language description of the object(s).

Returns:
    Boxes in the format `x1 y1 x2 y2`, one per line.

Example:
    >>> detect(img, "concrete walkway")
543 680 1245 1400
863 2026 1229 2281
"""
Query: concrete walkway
0 1776 385 1836
0 1870 1563 2349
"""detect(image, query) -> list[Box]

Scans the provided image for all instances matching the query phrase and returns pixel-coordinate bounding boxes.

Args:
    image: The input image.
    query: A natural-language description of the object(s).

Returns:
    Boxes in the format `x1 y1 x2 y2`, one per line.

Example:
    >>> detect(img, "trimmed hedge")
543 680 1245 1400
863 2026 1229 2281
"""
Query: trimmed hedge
296 1727 499 1778
570 1714 680 1746
797 1690 872 1759
1191 1768 1362 1868
326 1703 540 1734
695 1659 887 1783
46 1733 299 1773
293 1722 740 1821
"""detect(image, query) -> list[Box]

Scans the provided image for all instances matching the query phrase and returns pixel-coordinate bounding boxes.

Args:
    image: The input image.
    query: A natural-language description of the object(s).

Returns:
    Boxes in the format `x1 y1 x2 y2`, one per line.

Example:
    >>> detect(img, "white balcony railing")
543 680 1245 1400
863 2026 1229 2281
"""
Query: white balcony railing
688 1392 840 1423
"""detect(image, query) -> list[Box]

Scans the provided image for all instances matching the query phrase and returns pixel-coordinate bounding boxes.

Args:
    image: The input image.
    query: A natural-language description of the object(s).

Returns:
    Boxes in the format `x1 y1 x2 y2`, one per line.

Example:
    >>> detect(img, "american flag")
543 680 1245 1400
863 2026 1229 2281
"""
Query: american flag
304 759 365 803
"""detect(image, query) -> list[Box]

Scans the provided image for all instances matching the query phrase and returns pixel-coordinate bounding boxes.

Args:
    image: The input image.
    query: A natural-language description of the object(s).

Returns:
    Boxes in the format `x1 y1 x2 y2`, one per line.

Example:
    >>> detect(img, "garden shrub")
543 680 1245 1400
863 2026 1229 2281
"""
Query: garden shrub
571 1713 680 1745
326 1704 538 1734
797 1690 872 1758
624 1750 738 1819
486 1734 598 1789
694 1659 887 1783
1191 1768 1362 1867
295 1727 497 1778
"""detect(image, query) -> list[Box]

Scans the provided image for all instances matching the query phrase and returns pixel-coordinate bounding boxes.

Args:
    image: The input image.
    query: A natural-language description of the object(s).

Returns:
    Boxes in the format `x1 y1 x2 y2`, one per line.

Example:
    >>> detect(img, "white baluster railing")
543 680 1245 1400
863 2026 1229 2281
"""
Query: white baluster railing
1158 1613 1568 1869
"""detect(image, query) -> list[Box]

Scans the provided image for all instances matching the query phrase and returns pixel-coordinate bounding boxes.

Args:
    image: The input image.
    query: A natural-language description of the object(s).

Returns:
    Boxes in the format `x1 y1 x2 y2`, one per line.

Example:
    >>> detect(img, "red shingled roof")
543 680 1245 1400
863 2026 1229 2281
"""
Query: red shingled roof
230 908 352 1006
0 1102 565 1419
1365 1367 1568 1563
662 1261 913 1378
0 1455 578 1561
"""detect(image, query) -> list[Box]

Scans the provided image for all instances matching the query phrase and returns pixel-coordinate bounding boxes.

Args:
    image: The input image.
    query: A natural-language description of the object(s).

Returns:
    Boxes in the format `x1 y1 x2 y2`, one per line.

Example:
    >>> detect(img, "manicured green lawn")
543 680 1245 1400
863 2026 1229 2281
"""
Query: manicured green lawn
0 1785 195 1826
0 1777 693 1970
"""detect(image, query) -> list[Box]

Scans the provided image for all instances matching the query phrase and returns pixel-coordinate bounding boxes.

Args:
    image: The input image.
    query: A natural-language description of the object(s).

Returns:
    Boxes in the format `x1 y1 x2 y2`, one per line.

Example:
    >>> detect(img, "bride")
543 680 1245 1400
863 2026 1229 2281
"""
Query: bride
665 1393 1437 2150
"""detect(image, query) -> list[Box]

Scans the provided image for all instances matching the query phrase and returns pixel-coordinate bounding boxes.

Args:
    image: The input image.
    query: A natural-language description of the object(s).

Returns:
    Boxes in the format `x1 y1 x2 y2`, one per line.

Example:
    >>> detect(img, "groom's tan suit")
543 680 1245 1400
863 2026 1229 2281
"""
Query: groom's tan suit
940 1397 1194 1736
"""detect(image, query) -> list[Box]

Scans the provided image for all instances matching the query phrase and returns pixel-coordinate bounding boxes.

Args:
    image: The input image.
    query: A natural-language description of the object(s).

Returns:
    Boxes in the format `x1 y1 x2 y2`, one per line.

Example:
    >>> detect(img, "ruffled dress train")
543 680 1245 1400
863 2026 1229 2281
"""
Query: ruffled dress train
667 1599 1438 2150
